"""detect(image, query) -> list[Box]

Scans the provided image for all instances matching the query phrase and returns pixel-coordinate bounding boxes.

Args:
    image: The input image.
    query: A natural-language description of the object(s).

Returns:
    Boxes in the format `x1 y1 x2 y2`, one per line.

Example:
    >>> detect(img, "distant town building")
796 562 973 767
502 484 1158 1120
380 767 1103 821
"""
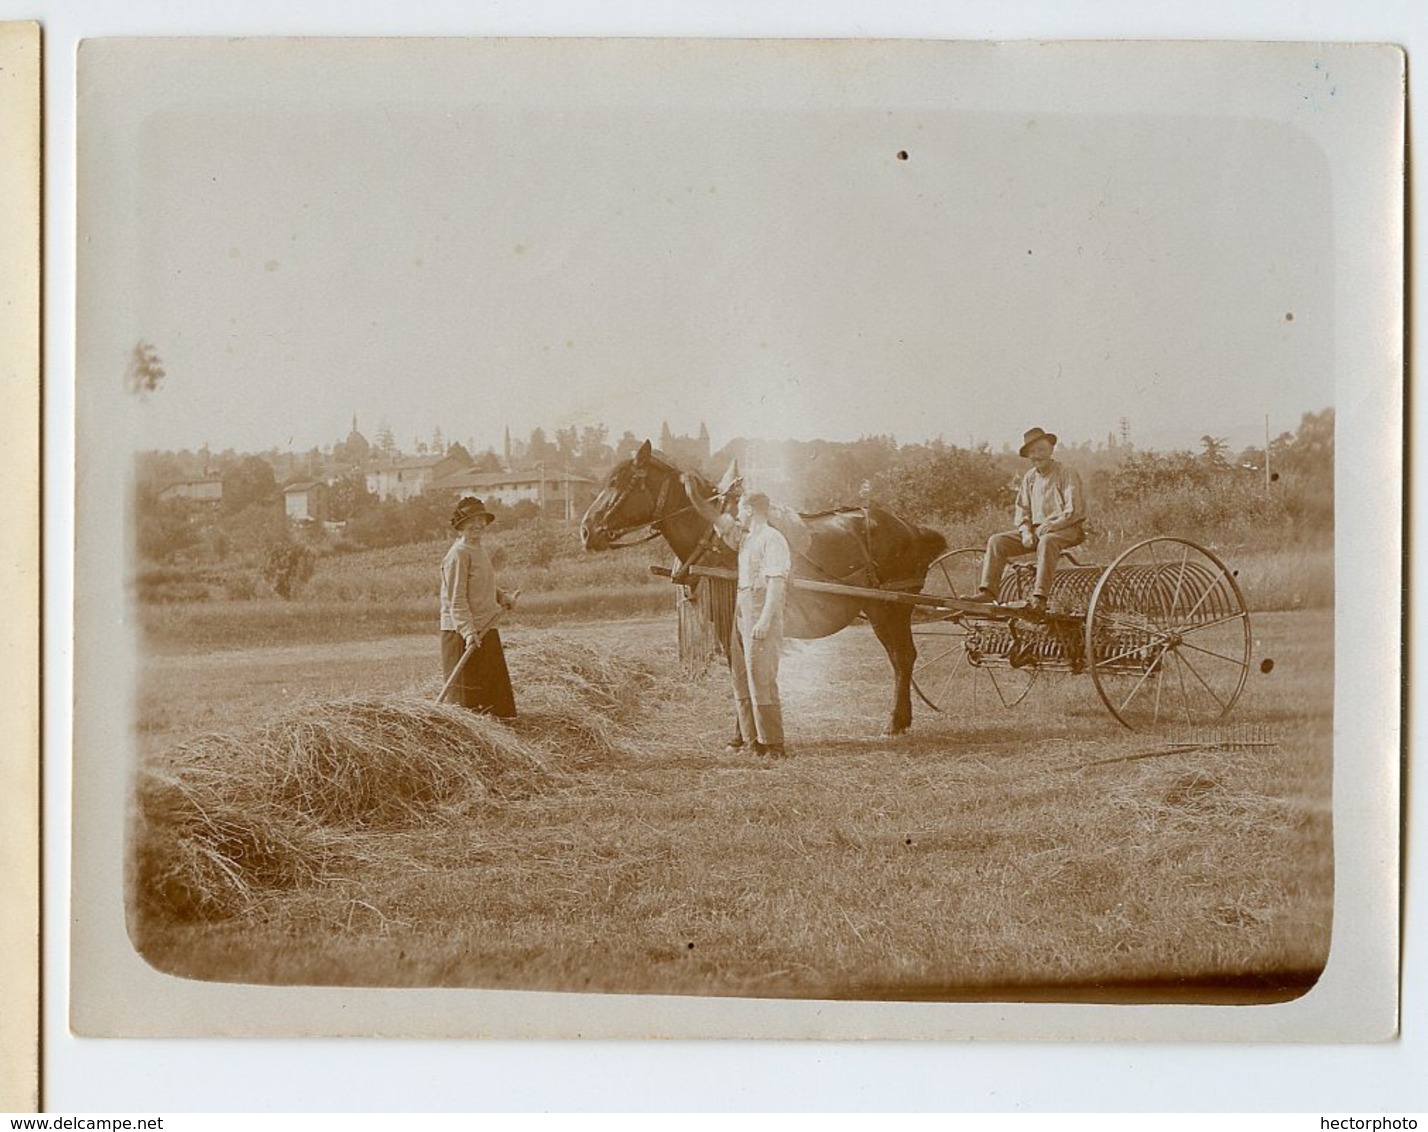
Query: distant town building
283 481 329 523
430 467 598 518
334 414 371 466
156 477 223 504
363 452 467 502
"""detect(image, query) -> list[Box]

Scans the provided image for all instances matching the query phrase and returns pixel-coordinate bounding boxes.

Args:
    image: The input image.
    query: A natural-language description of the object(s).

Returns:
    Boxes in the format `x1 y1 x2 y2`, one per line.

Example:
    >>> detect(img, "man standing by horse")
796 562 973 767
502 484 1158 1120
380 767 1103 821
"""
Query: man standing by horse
685 479 793 757
966 426 1087 612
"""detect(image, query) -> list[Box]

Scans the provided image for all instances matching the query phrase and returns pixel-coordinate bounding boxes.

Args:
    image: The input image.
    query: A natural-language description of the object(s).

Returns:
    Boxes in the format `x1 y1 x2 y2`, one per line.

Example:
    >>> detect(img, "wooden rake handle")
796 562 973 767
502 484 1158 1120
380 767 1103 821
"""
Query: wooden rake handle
436 636 482 704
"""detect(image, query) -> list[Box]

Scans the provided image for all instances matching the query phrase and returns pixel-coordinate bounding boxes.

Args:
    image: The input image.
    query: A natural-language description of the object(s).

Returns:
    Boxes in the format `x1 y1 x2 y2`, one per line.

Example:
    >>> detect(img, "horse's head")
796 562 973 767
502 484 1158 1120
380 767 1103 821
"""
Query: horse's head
580 439 686 552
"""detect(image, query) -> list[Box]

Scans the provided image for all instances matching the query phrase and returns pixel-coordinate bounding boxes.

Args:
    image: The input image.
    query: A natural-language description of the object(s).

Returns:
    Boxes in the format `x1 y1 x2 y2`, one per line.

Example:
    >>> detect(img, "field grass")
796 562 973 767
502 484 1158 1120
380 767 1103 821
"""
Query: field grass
140 533 675 651
129 609 1332 1002
140 534 1333 652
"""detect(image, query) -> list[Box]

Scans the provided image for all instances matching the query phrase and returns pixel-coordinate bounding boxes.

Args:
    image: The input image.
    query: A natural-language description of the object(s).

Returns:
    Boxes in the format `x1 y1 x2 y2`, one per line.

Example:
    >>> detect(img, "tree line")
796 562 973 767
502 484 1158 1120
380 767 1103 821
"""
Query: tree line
134 409 1334 599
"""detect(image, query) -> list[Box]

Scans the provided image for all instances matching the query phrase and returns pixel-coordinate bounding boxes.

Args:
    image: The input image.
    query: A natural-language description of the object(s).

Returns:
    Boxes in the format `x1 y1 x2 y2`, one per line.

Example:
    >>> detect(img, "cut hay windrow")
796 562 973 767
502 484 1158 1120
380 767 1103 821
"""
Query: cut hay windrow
134 698 553 921
507 634 677 725
134 639 683 923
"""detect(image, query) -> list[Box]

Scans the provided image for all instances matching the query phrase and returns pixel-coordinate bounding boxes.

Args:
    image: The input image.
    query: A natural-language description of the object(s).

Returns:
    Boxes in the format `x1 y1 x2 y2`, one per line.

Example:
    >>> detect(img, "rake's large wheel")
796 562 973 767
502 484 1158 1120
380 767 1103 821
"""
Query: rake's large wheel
1084 537 1252 730
911 548 1037 712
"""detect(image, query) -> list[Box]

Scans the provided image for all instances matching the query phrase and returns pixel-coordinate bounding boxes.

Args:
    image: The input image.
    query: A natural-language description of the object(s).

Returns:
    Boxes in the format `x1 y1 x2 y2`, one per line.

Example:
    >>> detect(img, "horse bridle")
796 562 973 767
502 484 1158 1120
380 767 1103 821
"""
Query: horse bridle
594 460 697 548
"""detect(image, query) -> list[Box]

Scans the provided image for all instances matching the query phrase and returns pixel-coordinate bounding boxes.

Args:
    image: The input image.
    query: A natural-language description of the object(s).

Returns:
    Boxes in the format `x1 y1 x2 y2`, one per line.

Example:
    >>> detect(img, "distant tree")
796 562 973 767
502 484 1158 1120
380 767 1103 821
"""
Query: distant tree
803 436 901 510
343 501 415 550
326 470 377 521
526 428 559 466
445 441 473 465
1102 450 1215 503
555 426 580 466
873 445 1013 525
221 501 292 551
613 431 642 463
1276 408 1334 479
1235 446 1266 470
220 455 278 514
374 422 398 457
262 543 316 599
399 492 452 543
472 449 504 473
1272 408 1334 532
135 500 197 562
334 428 370 466
134 450 189 506
579 423 612 468
126 341 166 398
1199 435 1230 466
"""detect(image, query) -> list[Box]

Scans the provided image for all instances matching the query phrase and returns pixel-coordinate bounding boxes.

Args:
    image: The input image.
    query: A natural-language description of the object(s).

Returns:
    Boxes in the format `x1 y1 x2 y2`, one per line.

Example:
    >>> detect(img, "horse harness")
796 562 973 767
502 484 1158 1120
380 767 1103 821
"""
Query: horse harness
596 463 693 549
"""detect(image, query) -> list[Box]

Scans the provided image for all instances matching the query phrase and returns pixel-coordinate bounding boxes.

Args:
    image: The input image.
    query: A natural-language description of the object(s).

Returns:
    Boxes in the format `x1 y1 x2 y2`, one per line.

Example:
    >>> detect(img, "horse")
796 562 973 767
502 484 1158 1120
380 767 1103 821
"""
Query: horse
579 440 949 735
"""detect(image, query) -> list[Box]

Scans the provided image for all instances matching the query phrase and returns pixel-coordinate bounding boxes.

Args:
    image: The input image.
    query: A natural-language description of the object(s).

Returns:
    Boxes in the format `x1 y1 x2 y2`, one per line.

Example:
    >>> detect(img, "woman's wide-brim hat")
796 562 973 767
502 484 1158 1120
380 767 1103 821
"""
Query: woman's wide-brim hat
1019 427 1059 458
451 496 496 530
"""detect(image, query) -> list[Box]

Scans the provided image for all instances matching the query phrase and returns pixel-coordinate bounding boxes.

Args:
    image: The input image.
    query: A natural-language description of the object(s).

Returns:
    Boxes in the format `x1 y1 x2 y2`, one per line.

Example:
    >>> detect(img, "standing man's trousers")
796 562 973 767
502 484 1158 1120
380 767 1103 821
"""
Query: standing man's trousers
729 587 784 747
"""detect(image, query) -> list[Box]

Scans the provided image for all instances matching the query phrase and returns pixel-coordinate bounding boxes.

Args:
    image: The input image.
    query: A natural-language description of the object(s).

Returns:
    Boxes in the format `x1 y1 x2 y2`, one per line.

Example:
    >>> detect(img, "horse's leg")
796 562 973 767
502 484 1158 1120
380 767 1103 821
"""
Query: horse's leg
867 603 917 736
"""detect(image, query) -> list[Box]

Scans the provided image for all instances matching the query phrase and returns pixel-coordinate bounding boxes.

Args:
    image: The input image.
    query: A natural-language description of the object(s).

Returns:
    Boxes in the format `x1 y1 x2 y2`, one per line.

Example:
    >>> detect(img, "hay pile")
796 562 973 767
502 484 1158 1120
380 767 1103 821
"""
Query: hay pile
134 636 682 923
507 635 679 763
134 700 552 921
511 635 671 722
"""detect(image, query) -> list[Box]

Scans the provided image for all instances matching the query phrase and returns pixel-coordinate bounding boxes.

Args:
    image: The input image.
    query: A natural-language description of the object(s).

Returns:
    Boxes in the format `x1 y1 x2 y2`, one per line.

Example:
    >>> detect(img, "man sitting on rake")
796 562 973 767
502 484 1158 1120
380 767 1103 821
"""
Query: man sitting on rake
966 426 1087 614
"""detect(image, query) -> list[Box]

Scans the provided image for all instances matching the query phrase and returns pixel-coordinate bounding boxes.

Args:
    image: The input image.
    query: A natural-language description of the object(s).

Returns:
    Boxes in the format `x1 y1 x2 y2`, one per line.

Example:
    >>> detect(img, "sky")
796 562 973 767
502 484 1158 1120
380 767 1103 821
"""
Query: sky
98 41 1335 459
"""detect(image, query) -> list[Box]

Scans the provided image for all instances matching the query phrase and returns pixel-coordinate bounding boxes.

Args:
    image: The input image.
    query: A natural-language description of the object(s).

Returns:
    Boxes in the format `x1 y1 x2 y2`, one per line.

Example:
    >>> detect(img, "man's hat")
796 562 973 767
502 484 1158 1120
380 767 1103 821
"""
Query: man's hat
451 496 496 530
1019 427 1059 458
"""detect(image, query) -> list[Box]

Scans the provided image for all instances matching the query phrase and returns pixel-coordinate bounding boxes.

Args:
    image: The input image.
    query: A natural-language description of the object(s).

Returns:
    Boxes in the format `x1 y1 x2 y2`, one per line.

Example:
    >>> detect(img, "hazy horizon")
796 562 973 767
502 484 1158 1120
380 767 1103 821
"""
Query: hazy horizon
94 41 1336 464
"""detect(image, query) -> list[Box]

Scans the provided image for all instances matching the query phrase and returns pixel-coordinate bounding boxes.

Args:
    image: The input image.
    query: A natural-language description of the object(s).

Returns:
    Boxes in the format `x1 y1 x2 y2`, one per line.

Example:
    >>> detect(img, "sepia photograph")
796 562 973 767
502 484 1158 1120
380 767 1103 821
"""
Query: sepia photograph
70 36 1401 1043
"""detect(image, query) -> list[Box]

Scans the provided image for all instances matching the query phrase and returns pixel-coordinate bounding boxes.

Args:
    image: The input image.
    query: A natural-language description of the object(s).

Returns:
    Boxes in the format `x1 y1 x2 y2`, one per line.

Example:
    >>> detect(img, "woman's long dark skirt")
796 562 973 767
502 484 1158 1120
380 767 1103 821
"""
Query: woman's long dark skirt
441 629 517 718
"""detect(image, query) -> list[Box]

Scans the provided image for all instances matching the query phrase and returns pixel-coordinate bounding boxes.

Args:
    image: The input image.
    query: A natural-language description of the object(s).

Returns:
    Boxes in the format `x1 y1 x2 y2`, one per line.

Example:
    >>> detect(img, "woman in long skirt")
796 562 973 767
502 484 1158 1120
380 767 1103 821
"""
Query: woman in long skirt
439 496 518 717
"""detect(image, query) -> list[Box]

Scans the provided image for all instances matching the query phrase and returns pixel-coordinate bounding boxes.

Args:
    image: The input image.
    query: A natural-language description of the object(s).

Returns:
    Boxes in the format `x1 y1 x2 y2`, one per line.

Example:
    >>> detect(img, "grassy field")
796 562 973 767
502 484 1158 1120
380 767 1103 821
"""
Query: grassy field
138 534 1332 653
140 533 675 651
129 605 1332 1002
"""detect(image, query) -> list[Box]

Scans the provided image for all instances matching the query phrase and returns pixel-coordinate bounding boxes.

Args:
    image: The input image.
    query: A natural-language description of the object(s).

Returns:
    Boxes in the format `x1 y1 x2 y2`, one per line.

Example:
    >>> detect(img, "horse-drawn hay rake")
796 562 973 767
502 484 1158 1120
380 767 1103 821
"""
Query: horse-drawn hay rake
584 443 1252 733
910 537 1252 729
664 535 1252 731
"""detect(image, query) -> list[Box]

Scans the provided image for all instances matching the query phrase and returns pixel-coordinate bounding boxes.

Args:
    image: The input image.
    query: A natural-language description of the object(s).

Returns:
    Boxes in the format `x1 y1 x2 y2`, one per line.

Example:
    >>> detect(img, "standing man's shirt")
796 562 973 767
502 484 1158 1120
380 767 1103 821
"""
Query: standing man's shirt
1014 459 1087 534
716 514 792 589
